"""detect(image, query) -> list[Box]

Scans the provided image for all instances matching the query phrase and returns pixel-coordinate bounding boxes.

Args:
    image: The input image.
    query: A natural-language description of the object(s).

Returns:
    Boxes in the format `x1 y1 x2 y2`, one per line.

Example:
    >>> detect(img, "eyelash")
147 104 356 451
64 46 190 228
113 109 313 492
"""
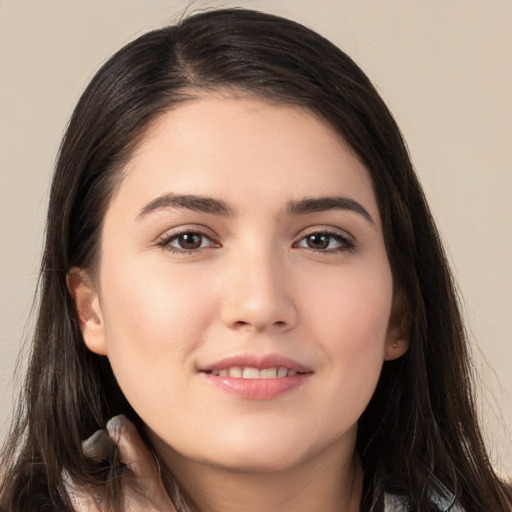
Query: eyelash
157 230 219 254
157 229 356 255
292 230 356 253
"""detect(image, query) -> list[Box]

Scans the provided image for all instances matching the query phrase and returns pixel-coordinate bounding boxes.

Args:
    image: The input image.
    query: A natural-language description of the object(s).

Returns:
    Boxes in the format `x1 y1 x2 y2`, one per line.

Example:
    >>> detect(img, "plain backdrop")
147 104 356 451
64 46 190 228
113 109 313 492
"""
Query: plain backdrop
1 0 511 476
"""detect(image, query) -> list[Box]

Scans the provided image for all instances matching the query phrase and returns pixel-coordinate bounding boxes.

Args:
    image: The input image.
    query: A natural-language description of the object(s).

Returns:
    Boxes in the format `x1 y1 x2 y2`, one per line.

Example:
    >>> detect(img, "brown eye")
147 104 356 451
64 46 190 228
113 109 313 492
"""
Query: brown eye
305 233 330 250
295 231 355 253
158 231 217 253
175 233 203 250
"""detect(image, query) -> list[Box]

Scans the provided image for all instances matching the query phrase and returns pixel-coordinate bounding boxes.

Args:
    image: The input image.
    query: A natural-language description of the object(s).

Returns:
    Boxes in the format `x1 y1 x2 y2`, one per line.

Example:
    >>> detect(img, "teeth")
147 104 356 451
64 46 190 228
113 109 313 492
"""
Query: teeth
242 367 260 379
229 367 243 378
260 368 277 379
210 366 300 379
277 367 288 377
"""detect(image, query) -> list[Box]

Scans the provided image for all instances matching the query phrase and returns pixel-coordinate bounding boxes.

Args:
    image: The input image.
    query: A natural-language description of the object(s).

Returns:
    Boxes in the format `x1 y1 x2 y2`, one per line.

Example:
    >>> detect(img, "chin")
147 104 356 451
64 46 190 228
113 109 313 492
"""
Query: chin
186 428 328 475
193 447 308 474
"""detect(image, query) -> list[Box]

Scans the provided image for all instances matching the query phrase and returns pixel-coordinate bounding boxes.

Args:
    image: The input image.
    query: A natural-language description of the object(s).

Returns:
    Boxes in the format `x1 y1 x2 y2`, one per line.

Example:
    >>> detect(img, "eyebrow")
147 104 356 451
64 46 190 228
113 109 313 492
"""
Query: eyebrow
137 193 236 219
137 193 374 225
286 196 375 224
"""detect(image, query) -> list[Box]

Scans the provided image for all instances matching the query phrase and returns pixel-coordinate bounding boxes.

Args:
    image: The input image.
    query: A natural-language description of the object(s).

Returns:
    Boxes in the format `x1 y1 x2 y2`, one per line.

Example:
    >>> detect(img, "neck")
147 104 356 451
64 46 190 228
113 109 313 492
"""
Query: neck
154 439 362 512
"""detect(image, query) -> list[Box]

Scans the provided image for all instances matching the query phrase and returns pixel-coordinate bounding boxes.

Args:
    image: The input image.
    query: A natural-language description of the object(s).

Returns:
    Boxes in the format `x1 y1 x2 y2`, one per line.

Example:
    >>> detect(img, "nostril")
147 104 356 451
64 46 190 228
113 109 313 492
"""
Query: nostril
230 319 288 331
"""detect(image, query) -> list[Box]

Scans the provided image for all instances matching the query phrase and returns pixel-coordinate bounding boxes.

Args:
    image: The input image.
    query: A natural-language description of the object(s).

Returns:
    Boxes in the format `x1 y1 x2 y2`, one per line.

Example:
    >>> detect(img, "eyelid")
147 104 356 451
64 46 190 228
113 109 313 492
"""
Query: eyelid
156 225 220 253
156 224 218 241
292 226 357 252
294 225 355 242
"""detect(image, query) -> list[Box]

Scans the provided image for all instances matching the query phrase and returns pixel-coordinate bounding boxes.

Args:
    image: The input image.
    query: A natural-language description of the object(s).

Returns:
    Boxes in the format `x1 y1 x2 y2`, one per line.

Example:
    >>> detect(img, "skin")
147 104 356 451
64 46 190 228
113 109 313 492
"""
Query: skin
67 416 176 511
69 94 408 512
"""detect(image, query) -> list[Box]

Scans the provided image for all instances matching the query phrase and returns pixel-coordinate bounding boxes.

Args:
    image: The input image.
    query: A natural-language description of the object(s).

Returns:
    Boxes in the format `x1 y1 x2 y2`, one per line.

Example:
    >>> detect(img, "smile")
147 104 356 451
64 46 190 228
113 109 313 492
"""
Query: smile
199 355 313 400
205 367 299 378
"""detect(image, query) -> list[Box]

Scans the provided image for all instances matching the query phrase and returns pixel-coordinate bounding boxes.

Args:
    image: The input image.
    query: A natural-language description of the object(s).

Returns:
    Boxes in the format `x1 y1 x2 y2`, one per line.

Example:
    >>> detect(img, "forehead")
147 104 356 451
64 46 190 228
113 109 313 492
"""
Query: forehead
109 94 378 221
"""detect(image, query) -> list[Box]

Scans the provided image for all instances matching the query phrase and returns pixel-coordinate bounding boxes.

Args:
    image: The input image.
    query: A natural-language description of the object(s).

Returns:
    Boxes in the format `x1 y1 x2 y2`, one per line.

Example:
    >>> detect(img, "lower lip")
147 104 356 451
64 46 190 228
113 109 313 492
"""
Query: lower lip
201 373 311 400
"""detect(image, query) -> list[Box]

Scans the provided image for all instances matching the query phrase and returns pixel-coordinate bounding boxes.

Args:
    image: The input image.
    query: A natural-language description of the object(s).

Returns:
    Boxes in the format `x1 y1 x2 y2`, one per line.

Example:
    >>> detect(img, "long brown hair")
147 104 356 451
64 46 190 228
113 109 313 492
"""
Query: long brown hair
1 8 511 511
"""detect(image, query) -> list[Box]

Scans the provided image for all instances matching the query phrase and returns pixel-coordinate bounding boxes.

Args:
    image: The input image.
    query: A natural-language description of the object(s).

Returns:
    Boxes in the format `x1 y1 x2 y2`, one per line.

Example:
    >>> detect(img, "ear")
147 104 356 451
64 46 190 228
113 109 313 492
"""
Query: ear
384 290 410 361
66 267 108 356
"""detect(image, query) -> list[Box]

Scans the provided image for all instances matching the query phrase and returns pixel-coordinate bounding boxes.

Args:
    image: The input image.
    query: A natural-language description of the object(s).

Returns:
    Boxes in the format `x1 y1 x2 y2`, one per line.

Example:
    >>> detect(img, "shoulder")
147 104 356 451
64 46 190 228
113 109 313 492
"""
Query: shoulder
0 475 72 512
384 484 466 512
0 497 70 512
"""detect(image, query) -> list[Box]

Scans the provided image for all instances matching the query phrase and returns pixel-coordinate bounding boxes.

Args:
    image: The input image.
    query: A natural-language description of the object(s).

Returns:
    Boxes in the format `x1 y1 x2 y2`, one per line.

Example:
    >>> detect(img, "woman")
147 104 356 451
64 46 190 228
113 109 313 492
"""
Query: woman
1 8 510 512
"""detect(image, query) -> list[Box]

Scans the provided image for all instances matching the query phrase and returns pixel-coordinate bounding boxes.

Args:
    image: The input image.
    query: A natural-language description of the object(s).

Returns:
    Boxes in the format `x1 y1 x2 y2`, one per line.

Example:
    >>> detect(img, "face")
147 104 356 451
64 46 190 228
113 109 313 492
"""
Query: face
72 95 407 476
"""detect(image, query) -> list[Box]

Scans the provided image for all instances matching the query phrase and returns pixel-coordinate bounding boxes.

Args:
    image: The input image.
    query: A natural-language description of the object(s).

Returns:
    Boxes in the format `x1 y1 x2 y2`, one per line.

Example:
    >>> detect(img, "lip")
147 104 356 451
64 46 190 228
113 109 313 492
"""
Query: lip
198 353 313 400
199 353 313 373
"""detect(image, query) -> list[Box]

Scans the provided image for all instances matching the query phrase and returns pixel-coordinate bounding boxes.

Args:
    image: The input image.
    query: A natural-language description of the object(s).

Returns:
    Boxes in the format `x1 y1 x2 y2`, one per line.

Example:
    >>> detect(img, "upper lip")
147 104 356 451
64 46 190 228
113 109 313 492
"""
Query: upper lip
199 354 313 373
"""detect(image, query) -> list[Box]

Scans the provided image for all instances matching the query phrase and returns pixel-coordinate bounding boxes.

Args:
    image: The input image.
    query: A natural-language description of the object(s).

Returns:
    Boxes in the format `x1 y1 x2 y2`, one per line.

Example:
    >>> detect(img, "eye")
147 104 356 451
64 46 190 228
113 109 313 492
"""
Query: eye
158 231 218 253
294 231 355 252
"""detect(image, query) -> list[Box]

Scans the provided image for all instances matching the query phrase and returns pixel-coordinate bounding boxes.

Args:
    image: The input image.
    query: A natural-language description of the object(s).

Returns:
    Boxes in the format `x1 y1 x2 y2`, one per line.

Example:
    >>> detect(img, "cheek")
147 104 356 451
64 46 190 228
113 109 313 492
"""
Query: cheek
303 258 393 350
301 259 393 404
97 259 216 404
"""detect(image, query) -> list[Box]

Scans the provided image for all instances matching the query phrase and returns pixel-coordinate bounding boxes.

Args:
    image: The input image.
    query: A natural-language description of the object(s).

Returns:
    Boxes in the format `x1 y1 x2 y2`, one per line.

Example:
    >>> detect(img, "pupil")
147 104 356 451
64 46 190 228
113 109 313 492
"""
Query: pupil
307 233 329 249
179 233 201 249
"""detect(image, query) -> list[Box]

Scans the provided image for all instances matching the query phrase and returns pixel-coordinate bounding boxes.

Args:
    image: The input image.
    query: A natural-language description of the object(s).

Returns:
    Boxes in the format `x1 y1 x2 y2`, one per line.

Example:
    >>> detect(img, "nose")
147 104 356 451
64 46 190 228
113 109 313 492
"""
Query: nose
220 248 298 333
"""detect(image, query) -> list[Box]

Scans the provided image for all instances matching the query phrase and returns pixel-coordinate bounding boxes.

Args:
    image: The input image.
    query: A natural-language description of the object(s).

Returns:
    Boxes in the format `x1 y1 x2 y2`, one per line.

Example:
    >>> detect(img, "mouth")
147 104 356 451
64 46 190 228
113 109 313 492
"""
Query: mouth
204 367 302 379
199 354 313 400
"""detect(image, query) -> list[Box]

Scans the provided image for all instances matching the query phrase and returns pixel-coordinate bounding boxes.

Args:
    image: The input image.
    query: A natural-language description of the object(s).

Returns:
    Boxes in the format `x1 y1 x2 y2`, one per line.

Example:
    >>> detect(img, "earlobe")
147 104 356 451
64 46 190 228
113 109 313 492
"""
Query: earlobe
384 290 410 361
384 338 409 360
66 267 108 356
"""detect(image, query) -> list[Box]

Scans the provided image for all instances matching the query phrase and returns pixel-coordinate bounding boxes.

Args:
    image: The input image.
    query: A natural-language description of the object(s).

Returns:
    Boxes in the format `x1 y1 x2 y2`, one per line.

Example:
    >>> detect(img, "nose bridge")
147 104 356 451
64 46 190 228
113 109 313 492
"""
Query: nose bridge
221 237 296 331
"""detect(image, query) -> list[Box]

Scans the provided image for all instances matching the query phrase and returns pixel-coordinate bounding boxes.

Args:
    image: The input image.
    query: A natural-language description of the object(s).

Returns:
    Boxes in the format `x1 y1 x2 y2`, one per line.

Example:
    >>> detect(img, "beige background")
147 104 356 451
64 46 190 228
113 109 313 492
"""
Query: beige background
1 0 511 476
